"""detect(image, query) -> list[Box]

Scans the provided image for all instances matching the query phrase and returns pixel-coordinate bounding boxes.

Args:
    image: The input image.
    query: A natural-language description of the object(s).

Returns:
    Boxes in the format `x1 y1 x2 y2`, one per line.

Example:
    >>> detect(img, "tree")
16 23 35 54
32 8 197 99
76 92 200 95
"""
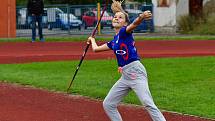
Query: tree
16 0 151 6
16 0 97 5
189 0 203 18
133 0 152 3
48 0 96 5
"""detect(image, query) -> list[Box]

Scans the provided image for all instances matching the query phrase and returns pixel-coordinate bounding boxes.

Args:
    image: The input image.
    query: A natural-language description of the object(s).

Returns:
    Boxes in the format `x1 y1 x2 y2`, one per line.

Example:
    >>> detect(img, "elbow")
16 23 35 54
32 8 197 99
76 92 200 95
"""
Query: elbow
92 49 97 52
92 48 99 53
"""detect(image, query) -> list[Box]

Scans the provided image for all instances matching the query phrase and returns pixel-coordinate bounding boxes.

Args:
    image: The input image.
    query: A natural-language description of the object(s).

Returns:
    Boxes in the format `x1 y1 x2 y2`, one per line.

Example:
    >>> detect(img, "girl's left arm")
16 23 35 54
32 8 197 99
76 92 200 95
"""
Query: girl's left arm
126 10 152 33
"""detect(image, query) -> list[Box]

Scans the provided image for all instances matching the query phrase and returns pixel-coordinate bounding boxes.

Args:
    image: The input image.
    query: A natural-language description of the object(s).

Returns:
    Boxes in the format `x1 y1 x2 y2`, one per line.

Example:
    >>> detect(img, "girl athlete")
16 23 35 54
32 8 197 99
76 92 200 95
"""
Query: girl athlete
87 1 166 121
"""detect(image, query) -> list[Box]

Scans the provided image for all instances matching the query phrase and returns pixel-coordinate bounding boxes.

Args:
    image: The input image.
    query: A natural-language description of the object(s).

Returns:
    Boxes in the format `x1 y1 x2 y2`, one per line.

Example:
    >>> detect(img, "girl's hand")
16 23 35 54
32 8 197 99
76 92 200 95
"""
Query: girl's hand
87 36 110 52
87 37 91 44
140 10 152 20
87 36 95 44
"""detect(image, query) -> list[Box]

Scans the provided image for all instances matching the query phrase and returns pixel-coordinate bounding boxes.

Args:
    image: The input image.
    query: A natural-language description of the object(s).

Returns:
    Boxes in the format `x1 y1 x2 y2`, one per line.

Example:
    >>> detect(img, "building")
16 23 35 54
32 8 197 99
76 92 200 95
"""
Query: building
152 0 211 33
0 0 16 38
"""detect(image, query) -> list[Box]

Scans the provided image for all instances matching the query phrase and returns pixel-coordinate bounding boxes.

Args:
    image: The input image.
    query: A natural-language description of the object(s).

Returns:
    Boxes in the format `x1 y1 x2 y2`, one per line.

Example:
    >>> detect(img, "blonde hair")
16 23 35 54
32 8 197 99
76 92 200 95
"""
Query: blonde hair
111 0 124 14
111 0 130 24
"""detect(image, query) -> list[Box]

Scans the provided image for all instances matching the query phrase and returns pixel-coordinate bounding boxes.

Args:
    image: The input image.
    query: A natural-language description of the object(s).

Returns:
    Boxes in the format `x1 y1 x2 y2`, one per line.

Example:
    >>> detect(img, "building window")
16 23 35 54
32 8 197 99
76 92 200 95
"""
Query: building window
158 0 170 7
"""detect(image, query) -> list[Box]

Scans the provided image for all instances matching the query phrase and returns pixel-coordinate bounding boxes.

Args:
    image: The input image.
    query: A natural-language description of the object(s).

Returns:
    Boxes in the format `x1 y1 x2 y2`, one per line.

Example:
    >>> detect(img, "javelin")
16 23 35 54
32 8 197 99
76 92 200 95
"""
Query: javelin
67 0 109 93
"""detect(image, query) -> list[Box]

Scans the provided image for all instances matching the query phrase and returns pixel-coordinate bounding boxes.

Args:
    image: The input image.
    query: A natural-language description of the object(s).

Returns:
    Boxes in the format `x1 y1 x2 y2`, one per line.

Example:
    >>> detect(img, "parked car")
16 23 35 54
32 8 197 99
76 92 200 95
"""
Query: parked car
16 8 47 29
82 10 113 29
125 9 154 32
46 8 82 30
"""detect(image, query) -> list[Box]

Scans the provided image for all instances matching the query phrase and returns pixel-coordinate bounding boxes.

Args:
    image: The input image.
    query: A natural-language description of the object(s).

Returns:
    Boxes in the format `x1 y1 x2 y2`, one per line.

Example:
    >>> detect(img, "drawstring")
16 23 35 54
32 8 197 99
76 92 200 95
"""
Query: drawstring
118 67 123 73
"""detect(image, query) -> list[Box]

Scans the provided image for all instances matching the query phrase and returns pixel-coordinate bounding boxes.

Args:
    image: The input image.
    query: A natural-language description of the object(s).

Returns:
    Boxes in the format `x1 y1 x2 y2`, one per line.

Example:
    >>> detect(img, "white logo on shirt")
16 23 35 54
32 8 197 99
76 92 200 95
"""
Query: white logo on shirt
116 50 126 55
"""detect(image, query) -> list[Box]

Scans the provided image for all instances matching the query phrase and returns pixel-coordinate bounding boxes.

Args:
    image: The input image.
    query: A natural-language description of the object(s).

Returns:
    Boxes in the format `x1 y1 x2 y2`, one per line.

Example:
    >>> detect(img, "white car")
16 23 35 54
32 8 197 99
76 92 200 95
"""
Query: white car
16 7 82 30
46 8 82 30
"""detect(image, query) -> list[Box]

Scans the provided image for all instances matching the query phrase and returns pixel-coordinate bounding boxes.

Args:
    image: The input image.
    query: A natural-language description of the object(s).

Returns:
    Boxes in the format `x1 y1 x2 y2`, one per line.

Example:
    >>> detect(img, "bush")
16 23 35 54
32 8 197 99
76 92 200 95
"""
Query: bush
203 0 215 17
178 0 215 35
189 15 215 35
177 15 196 33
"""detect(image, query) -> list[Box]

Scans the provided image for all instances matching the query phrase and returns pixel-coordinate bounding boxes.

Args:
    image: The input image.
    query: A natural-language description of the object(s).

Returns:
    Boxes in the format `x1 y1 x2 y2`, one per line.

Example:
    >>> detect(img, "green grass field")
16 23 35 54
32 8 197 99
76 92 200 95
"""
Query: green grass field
0 56 214 119
1 35 215 42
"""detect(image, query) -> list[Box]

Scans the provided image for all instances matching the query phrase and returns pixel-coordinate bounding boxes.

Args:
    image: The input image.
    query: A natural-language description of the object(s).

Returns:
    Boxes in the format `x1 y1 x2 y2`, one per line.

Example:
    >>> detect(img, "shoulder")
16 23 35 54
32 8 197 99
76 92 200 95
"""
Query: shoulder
118 26 127 35
119 26 132 37
119 26 126 32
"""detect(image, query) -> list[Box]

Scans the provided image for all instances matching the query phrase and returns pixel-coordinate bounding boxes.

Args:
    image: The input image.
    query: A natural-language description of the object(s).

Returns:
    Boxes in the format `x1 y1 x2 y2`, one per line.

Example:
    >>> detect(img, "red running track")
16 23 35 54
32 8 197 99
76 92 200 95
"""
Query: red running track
0 82 214 121
0 40 215 64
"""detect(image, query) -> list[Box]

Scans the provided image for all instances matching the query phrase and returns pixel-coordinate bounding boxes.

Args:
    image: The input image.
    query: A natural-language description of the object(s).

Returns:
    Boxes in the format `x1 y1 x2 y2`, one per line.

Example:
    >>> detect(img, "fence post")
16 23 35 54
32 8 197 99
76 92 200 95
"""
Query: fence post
97 2 101 35
67 4 71 34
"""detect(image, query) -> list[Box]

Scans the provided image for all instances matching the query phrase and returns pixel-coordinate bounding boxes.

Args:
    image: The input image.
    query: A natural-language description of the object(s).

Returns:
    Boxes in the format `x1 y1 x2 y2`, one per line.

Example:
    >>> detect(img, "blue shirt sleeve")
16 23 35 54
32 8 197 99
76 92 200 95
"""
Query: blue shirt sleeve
107 40 113 50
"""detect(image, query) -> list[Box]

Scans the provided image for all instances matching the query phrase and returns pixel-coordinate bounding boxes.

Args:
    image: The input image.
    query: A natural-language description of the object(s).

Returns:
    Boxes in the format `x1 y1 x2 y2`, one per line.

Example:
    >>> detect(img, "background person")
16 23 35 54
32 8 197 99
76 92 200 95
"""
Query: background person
27 0 45 42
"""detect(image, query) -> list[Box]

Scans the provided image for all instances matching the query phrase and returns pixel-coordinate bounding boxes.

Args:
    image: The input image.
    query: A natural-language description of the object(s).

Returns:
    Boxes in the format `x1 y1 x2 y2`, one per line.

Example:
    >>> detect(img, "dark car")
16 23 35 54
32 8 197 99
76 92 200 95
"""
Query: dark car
82 10 113 29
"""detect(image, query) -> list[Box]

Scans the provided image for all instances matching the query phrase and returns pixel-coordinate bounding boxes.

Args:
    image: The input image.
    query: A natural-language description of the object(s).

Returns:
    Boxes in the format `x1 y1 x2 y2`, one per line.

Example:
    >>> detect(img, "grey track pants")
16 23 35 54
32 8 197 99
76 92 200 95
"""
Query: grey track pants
103 61 166 121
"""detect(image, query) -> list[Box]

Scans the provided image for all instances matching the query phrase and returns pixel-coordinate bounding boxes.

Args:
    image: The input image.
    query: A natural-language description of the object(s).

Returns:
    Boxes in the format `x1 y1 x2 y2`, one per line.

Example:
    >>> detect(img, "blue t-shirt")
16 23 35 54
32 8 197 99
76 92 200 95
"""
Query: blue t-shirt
107 26 140 67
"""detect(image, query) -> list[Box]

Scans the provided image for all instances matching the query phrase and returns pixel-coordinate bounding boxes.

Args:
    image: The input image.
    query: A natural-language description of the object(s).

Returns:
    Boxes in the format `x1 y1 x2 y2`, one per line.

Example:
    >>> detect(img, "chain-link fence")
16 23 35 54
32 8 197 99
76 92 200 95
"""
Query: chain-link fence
16 4 154 37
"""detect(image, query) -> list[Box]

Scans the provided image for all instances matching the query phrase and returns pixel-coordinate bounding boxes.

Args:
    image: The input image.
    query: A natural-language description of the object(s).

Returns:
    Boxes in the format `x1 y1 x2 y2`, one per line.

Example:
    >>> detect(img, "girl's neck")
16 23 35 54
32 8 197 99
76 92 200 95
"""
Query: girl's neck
114 28 120 35
114 25 127 35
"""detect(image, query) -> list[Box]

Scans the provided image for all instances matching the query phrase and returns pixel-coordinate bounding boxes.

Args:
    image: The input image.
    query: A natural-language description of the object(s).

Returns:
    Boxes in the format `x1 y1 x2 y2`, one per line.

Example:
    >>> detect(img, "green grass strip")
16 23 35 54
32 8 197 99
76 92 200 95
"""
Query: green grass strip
0 35 215 42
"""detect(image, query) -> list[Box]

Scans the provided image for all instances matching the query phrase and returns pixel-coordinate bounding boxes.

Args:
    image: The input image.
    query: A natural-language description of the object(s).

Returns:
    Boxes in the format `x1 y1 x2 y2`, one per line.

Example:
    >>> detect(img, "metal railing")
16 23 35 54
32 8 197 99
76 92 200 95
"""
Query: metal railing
16 4 154 37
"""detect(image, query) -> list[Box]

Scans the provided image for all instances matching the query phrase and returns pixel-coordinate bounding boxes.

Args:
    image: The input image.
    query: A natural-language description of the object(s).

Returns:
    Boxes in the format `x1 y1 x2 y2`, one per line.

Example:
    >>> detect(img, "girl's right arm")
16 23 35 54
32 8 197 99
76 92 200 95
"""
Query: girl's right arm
126 10 152 33
87 37 110 52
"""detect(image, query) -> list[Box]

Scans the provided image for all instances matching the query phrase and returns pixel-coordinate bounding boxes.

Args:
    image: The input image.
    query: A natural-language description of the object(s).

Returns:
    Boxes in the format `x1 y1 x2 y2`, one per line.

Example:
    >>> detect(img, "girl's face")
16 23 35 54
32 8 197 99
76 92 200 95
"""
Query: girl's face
112 12 127 28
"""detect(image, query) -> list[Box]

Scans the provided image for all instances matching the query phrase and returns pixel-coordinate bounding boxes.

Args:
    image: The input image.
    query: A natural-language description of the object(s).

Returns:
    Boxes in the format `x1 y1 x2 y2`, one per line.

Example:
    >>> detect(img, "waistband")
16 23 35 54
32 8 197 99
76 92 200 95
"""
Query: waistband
122 60 141 70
